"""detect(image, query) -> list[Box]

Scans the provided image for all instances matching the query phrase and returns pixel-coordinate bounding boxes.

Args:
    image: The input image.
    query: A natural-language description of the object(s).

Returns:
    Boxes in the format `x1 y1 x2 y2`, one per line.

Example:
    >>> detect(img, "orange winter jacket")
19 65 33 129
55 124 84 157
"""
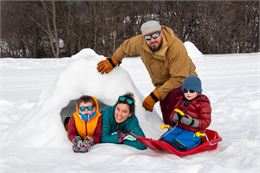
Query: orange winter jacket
112 26 197 99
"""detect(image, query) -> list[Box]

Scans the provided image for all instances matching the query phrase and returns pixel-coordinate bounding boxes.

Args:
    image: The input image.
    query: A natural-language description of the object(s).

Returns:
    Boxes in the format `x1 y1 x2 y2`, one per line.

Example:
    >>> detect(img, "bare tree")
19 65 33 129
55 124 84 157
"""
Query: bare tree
29 0 59 58
1 1 259 58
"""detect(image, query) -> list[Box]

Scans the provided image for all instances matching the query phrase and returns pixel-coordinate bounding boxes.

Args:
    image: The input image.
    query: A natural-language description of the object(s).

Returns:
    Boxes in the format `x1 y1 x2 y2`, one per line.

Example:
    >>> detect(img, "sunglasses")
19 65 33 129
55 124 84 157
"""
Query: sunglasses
183 89 195 93
79 105 94 111
144 31 161 41
118 96 134 105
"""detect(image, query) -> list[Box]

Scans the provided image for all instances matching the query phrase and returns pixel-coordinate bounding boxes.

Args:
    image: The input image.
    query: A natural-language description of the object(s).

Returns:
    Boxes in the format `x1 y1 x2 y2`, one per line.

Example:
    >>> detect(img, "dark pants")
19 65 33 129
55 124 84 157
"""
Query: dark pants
159 87 183 125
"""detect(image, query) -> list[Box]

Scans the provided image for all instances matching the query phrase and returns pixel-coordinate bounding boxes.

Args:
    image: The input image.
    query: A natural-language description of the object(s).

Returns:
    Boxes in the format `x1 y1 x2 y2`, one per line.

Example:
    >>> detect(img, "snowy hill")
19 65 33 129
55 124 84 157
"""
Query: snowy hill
0 44 260 172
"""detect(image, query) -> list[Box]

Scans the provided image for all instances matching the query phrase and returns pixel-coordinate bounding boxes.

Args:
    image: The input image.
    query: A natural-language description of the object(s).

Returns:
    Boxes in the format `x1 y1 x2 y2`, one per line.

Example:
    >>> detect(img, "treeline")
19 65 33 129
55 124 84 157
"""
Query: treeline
0 0 259 58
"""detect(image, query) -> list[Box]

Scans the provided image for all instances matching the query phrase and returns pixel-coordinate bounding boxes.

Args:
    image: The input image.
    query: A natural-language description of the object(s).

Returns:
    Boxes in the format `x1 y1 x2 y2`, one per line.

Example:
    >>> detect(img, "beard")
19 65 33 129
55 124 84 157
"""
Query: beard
149 40 162 52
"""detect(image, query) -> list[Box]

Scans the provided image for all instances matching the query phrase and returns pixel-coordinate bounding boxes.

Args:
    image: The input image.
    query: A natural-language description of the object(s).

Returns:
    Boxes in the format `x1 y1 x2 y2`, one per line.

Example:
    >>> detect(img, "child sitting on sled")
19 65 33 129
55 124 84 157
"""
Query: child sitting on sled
67 95 102 153
160 76 211 151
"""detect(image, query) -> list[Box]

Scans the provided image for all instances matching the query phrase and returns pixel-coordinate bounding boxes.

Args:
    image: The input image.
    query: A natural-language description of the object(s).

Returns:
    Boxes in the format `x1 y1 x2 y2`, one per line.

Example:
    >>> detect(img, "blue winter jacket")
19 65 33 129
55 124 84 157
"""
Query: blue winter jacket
101 106 147 150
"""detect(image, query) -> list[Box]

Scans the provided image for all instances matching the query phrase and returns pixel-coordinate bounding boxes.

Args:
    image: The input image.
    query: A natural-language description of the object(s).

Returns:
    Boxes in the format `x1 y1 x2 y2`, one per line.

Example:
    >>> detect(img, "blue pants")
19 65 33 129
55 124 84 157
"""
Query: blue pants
160 127 202 151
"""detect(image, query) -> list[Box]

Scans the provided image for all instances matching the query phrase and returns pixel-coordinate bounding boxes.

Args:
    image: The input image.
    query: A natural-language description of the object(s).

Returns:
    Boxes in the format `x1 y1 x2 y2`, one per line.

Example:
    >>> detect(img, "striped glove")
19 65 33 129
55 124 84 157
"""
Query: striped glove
180 115 199 128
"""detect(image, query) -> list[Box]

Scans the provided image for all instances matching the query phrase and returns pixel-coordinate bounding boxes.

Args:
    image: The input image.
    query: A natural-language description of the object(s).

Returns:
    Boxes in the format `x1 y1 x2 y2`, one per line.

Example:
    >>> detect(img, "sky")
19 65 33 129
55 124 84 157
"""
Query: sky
0 42 260 173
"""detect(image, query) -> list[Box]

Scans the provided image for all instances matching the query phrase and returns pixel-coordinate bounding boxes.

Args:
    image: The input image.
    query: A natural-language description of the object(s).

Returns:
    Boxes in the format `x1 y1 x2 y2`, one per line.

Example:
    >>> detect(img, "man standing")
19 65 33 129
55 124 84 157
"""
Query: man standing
96 20 197 125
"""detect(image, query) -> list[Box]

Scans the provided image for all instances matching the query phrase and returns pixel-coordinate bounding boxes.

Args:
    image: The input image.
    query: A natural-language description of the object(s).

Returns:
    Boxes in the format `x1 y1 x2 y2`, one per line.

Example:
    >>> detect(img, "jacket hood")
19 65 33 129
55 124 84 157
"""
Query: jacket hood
161 25 176 46
75 96 100 114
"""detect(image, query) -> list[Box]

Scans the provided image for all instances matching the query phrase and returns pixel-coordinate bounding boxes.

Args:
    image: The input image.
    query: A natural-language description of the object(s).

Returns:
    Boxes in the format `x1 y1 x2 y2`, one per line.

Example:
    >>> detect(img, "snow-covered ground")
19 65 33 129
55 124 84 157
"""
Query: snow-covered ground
0 43 260 173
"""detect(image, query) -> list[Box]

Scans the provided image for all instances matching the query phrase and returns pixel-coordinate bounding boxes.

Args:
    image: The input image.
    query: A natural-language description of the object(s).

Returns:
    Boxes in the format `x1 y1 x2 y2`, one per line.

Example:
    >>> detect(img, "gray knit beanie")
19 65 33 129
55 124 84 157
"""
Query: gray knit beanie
140 20 161 35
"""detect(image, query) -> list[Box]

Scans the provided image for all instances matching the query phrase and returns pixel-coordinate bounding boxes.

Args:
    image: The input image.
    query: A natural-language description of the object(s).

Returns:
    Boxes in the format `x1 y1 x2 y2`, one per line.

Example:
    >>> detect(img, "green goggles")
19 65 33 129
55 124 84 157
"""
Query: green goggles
118 96 134 105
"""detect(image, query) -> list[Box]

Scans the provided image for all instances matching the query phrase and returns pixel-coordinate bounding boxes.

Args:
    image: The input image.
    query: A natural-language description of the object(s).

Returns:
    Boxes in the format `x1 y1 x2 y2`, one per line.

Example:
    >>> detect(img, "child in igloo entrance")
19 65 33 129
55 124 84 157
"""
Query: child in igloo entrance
67 95 102 153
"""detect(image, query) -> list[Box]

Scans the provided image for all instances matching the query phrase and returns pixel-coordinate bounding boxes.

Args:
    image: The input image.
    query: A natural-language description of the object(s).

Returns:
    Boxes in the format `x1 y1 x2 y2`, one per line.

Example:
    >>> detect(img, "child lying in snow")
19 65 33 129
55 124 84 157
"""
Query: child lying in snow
160 76 212 151
67 95 102 153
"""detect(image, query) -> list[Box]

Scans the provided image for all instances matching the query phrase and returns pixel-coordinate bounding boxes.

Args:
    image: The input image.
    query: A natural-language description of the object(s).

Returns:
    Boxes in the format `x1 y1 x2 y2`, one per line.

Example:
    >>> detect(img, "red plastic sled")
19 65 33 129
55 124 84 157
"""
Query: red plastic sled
136 129 222 157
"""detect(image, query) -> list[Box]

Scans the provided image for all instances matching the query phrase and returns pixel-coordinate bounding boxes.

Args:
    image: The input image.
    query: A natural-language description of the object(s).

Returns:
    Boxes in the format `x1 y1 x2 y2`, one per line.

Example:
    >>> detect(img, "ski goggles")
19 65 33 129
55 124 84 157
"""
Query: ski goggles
144 31 161 41
183 89 195 93
118 96 134 105
79 105 94 111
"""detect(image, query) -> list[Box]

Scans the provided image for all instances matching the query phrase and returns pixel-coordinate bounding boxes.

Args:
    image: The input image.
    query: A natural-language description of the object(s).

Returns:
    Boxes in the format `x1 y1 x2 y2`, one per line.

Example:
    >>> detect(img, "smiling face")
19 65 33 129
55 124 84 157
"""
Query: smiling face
114 103 132 123
144 31 163 51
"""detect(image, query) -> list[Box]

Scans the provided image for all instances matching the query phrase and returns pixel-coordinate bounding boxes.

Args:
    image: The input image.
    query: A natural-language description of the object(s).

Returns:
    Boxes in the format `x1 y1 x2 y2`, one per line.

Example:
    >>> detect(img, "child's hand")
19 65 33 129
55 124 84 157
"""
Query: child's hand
72 136 83 144
174 108 185 116
180 114 199 128
84 136 94 146
172 112 181 123
72 138 92 153
172 108 185 123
